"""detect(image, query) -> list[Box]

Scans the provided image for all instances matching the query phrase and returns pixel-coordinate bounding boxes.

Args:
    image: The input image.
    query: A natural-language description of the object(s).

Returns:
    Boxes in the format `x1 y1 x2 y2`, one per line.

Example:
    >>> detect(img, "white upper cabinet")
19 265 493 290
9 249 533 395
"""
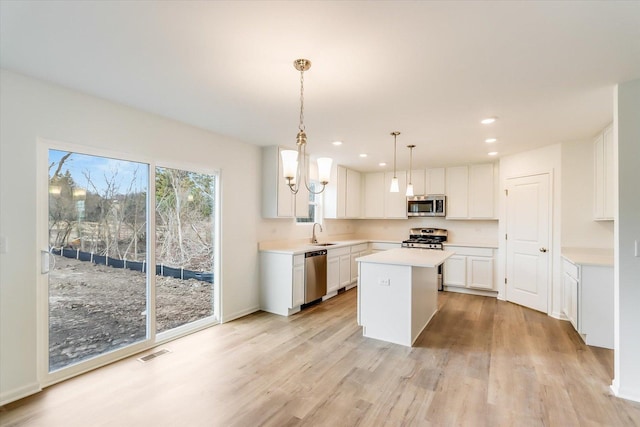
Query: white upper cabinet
364 172 385 218
445 166 469 218
363 171 407 218
406 169 426 196
594 124 614 221
445 163 497 220
468 163 496 218
384 171 408 218
345 168 362 218
425 167 446 194
262 146 309 218
324 165 362 219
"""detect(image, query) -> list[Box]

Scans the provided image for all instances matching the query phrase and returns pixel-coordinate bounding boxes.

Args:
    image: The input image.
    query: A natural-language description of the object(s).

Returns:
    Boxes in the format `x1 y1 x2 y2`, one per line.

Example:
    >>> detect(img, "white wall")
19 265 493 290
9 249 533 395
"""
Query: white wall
0 70 262 404
498 144 563 317
561 138 614 248
613 79 640 402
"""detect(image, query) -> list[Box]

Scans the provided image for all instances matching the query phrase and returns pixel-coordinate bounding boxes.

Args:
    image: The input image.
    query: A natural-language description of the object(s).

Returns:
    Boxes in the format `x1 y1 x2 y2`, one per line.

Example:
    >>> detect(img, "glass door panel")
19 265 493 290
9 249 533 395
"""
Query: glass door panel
155 167 217 333
48 149 149 372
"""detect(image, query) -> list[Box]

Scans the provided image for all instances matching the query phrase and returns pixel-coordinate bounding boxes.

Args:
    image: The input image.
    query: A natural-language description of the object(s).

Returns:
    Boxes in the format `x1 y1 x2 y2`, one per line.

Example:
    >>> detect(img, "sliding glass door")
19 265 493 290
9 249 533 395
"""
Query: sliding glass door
45 146 219 379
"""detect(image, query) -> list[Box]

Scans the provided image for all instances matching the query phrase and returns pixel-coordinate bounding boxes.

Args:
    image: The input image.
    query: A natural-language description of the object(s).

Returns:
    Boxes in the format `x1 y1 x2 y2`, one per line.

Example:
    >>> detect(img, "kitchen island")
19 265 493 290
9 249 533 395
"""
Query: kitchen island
356 248 454 347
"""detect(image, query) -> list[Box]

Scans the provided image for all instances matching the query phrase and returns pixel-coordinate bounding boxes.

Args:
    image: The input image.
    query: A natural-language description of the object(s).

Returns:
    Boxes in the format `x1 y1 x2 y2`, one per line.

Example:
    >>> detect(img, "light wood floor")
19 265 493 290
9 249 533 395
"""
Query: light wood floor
2 290 640 426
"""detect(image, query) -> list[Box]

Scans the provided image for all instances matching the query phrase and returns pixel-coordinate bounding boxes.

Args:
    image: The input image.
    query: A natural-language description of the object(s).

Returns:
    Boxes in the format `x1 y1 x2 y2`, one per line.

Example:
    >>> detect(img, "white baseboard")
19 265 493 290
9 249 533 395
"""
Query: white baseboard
221 305 260 323
0 381 41 406
443 286 498 298
611 380 640 403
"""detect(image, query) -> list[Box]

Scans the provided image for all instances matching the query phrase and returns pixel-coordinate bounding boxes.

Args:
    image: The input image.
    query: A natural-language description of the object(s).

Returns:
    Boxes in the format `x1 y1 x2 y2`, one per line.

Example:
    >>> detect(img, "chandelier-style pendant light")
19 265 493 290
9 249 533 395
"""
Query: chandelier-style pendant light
406 144 416 197
389 131 401 192
281 59 333 195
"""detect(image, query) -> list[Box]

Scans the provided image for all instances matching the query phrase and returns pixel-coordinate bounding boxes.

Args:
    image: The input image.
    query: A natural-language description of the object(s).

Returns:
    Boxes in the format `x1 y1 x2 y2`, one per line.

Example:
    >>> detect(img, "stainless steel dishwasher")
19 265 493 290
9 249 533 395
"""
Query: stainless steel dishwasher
304 250 327 304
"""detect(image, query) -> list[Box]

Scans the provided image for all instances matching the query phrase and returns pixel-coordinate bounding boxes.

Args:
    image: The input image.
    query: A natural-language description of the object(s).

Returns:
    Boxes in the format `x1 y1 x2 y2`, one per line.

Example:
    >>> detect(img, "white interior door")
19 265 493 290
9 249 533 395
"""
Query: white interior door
505 173 550 313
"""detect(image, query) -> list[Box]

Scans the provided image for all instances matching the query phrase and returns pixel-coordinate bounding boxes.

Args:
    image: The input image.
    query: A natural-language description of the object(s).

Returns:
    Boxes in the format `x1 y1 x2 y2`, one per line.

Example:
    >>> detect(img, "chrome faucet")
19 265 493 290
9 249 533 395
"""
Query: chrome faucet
311 223 323 244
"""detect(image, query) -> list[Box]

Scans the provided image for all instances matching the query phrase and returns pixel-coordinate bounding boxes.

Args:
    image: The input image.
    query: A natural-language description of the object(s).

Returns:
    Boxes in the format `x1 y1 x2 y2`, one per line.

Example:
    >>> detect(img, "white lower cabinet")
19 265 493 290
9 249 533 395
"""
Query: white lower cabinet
327 246 351 294
292 255 305 307
443 246 495 291
260 252 306 316
349 243 369 288
562 257 613 349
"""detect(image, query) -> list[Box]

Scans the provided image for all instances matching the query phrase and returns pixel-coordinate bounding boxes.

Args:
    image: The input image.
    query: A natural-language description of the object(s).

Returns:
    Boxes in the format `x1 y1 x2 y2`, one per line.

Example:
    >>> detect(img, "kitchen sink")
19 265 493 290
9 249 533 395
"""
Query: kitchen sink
313 243 337 246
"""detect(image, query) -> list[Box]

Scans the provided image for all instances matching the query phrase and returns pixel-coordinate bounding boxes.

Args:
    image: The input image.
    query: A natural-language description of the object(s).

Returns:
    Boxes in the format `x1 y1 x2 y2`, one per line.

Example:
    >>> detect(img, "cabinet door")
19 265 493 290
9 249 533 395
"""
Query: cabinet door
384 171 407 218
408 169 426 196
292 263 305 308
466 256 494 290
445 166 468 218
345 169 361 218
444 255 467 287
327 256 340 293
350 252 360 284
364 172 385 218
336 166 347 218
603 125 615 219
563 272 578 330
468 163 495 219
426 168 445 194
339 254 351 287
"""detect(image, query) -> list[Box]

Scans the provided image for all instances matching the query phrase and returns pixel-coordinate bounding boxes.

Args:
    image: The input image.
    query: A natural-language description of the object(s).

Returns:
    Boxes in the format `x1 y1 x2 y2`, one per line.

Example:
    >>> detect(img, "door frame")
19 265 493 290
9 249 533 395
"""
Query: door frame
37 138 221 388
499 170 555 315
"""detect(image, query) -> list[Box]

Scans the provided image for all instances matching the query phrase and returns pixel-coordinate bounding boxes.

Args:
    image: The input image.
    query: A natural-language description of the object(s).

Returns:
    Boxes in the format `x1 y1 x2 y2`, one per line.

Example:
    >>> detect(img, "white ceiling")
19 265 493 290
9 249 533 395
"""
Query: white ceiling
1 1 639 171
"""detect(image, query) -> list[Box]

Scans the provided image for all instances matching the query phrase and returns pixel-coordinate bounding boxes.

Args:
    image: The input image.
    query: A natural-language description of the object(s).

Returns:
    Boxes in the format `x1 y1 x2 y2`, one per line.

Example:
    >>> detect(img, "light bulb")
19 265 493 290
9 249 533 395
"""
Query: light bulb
390 177 399 193
405 183 414 197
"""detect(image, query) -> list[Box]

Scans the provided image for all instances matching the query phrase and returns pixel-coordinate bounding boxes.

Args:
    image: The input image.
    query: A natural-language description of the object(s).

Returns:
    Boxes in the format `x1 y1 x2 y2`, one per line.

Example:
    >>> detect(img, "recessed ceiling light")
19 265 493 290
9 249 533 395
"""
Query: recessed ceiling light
379 162 387 167
359 153 368 158
488 151 498 156
332 141 343 146
485 138 497 143
481 117 497 125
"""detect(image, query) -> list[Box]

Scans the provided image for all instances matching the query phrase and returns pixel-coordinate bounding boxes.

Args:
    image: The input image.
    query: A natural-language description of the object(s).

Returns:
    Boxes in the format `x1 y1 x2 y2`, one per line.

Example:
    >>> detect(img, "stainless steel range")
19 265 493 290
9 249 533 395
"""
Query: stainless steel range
401 228 448 249
401 228 448 290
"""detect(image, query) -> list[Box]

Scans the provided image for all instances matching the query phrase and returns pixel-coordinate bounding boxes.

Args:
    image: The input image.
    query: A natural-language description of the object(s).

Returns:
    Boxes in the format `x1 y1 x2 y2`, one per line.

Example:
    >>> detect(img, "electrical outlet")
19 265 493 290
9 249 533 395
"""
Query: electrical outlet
378 278 390 286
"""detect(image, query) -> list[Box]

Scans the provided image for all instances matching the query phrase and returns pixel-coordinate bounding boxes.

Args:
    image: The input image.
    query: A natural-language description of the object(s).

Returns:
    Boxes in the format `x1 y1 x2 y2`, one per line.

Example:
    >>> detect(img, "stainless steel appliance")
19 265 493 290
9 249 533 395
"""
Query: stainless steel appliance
402 228 448 290
407 195 446 217
304 250 327 303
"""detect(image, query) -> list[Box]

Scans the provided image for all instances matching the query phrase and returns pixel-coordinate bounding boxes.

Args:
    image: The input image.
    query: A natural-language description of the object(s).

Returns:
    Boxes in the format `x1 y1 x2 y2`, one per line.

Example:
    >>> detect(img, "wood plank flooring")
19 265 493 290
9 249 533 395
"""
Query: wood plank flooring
2 290 640 426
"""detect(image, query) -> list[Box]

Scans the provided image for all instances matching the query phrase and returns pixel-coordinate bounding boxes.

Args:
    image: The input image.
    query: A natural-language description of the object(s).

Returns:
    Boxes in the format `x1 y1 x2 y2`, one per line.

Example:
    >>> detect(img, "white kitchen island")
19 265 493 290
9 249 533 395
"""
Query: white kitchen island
356 248 454 347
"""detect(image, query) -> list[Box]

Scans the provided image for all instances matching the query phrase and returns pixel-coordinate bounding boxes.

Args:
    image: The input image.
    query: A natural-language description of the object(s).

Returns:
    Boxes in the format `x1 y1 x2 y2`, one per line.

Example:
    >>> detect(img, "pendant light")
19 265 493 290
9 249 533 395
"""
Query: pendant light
390 131 400 192
406 144 415 197
281 59 332 195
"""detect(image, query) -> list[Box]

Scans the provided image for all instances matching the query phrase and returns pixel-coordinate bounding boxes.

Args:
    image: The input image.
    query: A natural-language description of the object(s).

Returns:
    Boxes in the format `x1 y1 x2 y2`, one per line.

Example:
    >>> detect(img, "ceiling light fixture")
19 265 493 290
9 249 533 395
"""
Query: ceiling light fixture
379 162 387 167
332 141 343 146
485 138 497 143
390 131 401 192
488 151 498 156
281 59 332 195
481 117 497 124
406 145 416 197
359 153 368 158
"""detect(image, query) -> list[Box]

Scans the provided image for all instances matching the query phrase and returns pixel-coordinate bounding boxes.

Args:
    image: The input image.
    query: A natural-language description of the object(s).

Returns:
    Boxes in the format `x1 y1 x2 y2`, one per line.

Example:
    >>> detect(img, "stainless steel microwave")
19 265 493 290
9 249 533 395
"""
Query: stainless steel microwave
407 195 446 217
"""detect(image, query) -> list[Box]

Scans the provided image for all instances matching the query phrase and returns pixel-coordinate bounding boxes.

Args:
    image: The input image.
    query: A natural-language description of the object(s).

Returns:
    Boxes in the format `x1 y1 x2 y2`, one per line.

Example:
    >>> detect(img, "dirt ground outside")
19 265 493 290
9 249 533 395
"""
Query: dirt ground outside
48 255 214 371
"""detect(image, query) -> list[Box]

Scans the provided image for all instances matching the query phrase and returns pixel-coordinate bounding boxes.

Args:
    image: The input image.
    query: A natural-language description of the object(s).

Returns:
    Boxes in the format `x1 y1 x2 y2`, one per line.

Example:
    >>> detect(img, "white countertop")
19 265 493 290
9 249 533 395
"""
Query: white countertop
259 239 370 255
356 248 454 268
562 247 614 267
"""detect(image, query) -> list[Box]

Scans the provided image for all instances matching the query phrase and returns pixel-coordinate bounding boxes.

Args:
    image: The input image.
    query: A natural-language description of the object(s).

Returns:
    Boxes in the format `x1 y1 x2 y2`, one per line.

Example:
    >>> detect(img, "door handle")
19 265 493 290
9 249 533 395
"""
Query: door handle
539 247 548 253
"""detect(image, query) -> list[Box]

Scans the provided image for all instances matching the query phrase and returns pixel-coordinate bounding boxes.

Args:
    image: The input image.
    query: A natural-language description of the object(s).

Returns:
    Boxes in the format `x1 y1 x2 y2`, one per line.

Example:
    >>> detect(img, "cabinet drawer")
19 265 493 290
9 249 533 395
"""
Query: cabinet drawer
328 246 350 257
562 258 579 280
351 243 369 253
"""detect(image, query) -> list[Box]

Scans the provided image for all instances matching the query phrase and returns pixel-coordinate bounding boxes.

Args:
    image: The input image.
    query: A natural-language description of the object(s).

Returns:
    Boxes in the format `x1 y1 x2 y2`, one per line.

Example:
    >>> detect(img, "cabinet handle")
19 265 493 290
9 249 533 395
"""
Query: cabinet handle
539 247 548 253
